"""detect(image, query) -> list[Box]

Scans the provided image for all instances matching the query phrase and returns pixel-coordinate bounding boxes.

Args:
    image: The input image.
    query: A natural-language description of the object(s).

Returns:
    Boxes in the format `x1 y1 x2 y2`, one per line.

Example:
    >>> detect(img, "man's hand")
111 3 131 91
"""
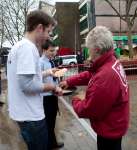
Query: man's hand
43 84 63 96
54 86 63 96
42 68 59 77
43 83 55 92
51 68 60 74
42 69 53 77
59 81 68 89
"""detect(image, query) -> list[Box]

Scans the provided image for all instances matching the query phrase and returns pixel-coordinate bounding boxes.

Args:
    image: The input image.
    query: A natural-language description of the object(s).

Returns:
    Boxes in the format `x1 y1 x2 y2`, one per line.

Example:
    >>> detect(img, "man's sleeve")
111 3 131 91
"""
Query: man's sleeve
66 71 92 87
18 74 44 94
72 74 120 121
16 45 36 75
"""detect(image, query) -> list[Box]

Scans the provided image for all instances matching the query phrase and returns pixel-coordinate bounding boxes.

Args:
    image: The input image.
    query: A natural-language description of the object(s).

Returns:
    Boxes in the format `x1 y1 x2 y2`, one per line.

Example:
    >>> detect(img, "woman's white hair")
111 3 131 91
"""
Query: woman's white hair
86 26 114 54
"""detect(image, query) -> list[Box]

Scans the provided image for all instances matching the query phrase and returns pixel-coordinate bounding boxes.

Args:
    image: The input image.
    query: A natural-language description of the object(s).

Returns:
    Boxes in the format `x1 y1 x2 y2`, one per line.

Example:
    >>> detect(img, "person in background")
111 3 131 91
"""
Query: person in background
7 10 62 150
0 56 5 107
115 44 122 58
76 50 84 64
0 70 4 107
76 51 84 72
39 40 64 150
60 26 129 150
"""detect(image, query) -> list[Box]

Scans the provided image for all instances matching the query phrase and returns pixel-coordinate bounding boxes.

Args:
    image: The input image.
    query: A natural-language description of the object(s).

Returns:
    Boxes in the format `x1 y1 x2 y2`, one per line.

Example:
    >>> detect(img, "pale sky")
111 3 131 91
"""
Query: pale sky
45 0 80 5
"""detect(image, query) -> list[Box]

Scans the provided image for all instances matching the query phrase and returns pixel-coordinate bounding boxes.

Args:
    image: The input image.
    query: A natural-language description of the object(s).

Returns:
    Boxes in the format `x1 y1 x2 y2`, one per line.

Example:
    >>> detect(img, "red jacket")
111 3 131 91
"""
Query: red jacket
66 50 129 139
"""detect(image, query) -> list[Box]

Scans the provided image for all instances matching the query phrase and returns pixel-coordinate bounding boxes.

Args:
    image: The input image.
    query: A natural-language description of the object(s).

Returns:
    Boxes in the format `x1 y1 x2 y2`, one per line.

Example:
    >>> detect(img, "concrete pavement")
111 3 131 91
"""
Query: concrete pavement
1 67 137 150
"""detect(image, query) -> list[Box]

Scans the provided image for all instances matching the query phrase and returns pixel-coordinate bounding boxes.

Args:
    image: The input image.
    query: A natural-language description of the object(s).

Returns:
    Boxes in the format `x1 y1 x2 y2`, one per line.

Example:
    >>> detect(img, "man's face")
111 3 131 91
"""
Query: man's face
89 48 96 61
44 46 56 59
36 24 53 46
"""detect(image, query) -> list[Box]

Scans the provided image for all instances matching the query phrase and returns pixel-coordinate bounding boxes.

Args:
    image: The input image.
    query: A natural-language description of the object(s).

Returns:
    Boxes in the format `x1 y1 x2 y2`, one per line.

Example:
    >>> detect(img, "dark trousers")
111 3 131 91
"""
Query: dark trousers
97 135 122 150
43 95 58 150
17 119 48 150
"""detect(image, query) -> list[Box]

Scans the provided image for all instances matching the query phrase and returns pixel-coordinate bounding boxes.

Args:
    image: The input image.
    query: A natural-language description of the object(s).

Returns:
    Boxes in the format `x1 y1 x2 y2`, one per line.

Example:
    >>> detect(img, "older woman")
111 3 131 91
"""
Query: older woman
60 26 129 150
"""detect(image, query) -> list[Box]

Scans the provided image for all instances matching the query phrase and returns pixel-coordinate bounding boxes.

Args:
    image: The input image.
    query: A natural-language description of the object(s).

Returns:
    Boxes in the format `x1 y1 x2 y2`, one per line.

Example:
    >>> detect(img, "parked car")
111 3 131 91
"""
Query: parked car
55 55 77 66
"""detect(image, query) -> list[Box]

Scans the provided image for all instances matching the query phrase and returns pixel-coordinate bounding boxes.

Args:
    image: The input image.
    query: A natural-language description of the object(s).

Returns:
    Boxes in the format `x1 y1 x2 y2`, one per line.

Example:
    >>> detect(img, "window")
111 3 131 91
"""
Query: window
80 18 88 31
80 3 87 16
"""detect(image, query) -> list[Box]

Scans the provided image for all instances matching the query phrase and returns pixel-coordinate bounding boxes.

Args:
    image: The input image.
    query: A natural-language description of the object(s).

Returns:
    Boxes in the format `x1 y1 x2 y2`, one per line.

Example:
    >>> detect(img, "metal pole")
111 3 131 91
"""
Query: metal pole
119 0 121 35
87 0 96 30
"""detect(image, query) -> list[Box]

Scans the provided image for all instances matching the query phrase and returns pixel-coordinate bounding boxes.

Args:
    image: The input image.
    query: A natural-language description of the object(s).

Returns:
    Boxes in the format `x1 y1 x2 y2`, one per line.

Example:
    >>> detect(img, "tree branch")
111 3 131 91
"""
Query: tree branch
0 0 36 45
126 0 134 17
104 0 127 22
131 6 137 26
3 21 16 45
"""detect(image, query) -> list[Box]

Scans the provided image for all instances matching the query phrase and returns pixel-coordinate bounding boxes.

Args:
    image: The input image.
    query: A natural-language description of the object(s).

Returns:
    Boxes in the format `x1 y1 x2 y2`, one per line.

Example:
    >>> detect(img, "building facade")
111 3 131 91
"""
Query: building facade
79 0 137 59
39 0 137 57
39 1 54 16
54 2 80 54
40 1 81 55
79 0 137 47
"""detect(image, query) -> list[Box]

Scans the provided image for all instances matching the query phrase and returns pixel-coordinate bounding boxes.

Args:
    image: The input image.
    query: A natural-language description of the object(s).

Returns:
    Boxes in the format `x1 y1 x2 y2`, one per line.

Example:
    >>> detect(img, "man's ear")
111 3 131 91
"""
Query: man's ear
36 24 44 32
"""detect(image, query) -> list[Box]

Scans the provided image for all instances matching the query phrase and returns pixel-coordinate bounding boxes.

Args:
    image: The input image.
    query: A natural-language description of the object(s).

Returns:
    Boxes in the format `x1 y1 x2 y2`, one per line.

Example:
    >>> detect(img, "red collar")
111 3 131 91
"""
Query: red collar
90 50 116 72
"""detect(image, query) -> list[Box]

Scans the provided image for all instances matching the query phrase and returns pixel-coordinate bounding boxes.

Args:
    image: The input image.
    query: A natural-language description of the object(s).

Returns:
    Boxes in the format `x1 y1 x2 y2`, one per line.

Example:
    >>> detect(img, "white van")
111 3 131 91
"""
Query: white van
56 55 77 66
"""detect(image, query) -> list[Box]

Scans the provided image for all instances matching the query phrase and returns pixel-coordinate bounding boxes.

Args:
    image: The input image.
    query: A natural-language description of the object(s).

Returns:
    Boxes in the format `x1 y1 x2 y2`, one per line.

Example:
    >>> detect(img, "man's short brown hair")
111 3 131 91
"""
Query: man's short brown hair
26 10 56 32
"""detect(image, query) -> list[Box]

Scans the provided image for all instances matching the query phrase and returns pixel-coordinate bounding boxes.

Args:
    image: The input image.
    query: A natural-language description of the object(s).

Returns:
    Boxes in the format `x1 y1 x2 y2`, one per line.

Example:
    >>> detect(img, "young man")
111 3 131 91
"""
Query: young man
40 40 64 150
7 10 62 150
60 26 129 150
